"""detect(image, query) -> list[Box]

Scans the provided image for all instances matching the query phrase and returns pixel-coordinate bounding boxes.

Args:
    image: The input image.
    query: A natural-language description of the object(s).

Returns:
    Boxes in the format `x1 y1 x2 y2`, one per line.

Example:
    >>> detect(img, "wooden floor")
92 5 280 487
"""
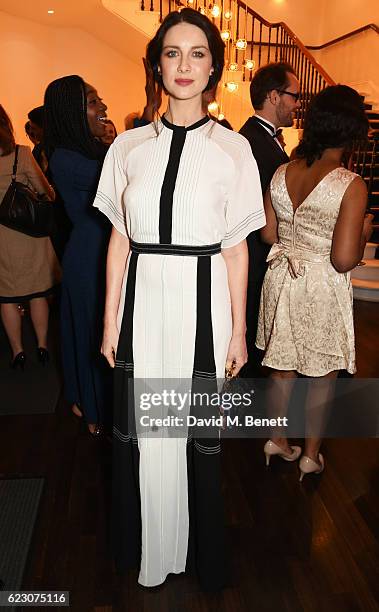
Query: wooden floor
0 300 378 612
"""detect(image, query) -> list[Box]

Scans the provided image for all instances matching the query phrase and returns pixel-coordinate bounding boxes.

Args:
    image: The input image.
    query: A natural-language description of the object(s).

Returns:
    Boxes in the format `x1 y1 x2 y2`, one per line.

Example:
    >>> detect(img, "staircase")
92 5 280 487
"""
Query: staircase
102 0 336 126
352 242 379 302
169 0 335 130
351 106 379 301
354 108 379 243
102 0 379 301
102 0 161 38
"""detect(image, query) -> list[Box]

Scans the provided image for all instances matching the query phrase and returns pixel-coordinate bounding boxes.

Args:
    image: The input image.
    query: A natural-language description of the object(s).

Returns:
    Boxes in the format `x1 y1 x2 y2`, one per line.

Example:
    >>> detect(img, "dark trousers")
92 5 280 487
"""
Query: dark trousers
241 230 270 378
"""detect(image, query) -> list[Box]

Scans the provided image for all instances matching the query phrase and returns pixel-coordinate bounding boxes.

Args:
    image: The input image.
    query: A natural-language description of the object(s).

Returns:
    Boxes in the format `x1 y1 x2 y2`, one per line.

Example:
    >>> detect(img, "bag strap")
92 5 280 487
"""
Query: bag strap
11 145 19 182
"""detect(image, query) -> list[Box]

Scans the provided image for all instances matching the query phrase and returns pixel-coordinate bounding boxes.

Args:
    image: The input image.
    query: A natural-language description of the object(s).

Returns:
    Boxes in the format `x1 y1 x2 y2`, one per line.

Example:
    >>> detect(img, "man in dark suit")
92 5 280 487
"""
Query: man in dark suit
239 62 301 376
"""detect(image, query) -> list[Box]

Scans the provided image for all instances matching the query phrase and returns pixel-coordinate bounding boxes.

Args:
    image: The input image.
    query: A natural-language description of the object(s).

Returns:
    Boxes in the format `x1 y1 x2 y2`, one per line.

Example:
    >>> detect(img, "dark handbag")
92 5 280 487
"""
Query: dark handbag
220 367 261 431
0 145 54 237
220 368 247 429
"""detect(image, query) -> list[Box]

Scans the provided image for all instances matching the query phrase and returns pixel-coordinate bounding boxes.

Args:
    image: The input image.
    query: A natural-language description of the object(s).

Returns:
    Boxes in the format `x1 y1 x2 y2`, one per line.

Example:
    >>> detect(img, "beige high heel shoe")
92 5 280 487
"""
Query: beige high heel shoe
299 453 324 482
264 440 302 466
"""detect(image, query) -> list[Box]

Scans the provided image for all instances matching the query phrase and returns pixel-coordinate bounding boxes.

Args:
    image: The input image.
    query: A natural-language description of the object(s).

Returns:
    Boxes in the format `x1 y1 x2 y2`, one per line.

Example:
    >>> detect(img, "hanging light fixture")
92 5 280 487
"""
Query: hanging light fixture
243 59 256 71
220 30 231 41
224 10 232 21
228 62 238 71
235 38 247 51
218 112 225 121
208 101 219 113
211 4 221 18
225 81 238 93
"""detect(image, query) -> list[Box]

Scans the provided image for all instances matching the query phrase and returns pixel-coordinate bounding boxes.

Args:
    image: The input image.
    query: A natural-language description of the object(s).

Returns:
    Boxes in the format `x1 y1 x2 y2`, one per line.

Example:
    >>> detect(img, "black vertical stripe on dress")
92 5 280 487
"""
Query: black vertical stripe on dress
159 115 210 244
112 252 141 572
186 255 228 591
192 255 216 378
159 127 187 244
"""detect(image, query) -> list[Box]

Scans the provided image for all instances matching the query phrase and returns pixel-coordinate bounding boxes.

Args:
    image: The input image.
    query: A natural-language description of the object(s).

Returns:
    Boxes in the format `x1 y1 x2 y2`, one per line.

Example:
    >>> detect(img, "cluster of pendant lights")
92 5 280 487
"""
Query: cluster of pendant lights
184 1 256 118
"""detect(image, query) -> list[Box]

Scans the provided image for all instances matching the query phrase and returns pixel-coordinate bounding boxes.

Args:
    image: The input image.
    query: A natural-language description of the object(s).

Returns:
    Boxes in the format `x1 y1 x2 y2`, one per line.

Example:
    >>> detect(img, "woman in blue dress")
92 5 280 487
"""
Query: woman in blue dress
44 75 112 434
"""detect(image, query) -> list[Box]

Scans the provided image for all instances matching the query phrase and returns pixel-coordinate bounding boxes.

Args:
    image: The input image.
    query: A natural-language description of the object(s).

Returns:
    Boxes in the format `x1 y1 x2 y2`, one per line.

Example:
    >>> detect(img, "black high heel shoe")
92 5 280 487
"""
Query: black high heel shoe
37 347 49 366
10 351 26 370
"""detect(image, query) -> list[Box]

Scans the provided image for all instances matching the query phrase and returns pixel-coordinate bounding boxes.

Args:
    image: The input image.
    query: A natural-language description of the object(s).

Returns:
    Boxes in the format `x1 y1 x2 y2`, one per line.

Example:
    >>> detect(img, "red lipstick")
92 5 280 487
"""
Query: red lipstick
175 79 194 86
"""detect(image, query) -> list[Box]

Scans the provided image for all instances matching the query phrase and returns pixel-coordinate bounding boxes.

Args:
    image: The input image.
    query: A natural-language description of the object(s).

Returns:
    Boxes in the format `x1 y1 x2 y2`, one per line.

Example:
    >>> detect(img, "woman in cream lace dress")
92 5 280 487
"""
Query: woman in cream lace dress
256 86 373 479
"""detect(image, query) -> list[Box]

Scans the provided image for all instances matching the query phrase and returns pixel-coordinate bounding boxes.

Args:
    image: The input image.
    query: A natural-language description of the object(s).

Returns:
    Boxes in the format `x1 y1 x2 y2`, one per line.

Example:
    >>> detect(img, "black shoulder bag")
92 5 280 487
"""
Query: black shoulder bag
0 145 54 237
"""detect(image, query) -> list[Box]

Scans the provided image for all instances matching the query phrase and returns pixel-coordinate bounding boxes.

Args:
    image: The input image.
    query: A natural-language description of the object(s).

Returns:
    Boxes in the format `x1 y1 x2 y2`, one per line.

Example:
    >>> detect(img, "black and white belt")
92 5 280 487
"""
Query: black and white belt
130 239 221 257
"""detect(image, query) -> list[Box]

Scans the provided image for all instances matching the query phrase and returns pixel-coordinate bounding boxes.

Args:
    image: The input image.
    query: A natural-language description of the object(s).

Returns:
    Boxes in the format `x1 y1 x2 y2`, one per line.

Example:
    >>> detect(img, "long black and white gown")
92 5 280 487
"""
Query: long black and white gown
94 116 265 589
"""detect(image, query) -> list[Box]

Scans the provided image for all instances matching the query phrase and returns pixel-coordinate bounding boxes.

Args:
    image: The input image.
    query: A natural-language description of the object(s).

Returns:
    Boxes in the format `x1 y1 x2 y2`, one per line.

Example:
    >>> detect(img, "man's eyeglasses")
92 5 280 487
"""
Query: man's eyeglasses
277 89 301 102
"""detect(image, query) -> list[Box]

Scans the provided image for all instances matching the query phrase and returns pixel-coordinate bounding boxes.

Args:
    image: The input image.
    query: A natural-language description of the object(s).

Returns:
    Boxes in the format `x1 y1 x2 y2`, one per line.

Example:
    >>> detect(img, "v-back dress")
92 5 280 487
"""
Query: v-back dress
93 116 265 589
256 163 359 376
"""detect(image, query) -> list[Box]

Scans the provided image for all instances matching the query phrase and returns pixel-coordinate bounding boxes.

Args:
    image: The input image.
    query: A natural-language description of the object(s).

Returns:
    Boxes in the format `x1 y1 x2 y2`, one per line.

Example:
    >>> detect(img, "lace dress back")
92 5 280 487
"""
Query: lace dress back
256 163 358 376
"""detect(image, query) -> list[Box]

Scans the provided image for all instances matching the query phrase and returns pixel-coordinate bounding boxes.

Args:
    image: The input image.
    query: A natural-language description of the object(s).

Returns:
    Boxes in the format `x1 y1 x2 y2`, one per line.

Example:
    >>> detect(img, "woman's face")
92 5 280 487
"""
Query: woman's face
85 84 107 138
159 22 214 102
101 122 116 145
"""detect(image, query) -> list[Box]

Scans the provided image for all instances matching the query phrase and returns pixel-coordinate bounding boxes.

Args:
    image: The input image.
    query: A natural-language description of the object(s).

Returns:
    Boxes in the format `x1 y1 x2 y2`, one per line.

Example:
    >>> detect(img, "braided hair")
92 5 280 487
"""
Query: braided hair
44 75 106 160
297 85 369 166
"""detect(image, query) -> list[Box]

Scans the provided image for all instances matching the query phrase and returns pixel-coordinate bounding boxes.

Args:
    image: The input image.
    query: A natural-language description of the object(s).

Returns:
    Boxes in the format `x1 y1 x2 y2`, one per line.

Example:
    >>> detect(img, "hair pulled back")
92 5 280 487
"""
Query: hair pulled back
146 8 225 115
44 75 106 160
297 85 369 166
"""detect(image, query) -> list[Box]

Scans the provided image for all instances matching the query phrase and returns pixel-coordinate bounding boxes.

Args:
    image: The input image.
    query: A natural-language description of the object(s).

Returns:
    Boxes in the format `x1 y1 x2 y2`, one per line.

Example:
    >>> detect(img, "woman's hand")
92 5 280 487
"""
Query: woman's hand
225 333 248 376
101 323 119 368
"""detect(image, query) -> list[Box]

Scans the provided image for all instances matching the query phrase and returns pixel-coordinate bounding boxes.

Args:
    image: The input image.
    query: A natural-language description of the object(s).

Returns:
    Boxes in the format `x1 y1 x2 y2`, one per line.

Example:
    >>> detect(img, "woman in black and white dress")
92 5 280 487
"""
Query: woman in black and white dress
94 8 265 590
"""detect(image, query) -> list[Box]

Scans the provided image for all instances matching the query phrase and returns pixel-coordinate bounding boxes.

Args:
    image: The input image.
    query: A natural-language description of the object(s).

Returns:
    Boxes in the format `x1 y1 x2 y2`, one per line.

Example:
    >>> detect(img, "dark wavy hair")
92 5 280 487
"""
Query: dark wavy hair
146 8 225 114
0 104 16 156
250 62 296 110
297 85 369 166
28 106 45 129
44 75 106 160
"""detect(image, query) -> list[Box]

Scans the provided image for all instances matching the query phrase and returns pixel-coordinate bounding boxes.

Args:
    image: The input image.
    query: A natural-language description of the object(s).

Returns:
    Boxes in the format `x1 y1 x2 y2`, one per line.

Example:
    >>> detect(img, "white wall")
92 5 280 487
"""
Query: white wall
0 10 146 145
230 0 379 89
244 0 378 44
311 0 379 87
232 0 327 46
314 31 379 92
317 0 379 39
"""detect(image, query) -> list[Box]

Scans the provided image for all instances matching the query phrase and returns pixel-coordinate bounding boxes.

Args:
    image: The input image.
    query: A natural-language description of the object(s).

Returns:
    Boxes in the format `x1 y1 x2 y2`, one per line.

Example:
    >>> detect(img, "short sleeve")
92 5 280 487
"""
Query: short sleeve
93 142 128 236
221 139 266 249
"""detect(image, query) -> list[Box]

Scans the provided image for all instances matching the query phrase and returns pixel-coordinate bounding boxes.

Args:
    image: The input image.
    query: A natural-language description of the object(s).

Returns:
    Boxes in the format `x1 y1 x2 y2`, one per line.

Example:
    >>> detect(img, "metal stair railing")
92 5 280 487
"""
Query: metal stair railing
159 0 335 128
139 0 378 205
